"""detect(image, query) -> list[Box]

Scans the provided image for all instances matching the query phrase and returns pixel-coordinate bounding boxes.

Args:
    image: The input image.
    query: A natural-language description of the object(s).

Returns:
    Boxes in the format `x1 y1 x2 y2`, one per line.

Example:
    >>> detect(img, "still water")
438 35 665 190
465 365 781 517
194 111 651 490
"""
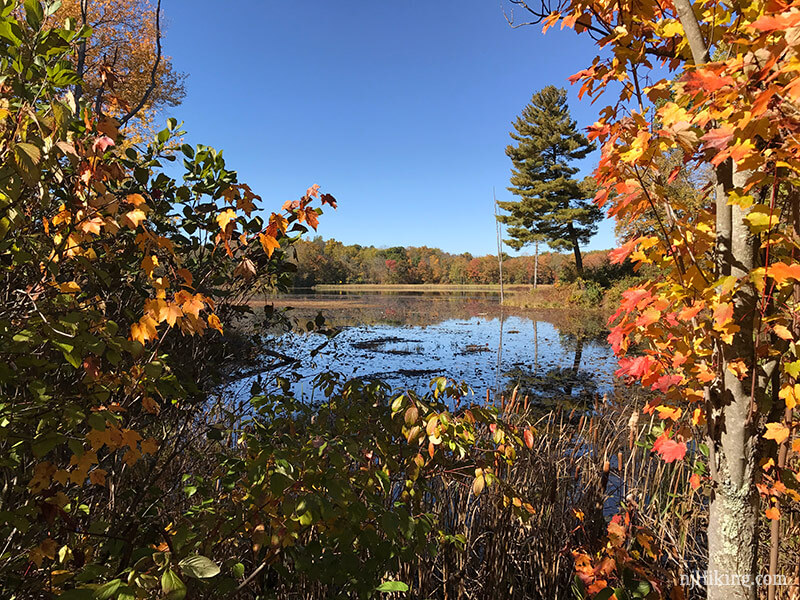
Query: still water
244 290 620 405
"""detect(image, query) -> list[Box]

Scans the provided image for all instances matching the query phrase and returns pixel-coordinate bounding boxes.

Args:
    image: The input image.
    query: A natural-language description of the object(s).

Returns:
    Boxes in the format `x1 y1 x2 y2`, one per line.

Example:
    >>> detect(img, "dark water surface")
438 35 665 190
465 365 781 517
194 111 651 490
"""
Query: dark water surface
245 290 620 405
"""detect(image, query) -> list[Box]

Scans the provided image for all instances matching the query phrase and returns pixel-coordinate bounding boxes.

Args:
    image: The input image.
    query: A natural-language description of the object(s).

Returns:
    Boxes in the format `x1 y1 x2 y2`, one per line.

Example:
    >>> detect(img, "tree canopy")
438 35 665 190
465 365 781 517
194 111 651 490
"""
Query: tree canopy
497 85 602 275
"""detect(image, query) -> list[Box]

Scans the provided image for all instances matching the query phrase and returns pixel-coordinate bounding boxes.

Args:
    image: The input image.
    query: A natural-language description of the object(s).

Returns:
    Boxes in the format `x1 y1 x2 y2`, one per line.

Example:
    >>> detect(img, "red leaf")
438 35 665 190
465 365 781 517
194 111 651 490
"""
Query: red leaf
681 68 734 93
751 12 800 31
701 126 734 151
653 434 687 463
609 238 639 265
523 428 534 450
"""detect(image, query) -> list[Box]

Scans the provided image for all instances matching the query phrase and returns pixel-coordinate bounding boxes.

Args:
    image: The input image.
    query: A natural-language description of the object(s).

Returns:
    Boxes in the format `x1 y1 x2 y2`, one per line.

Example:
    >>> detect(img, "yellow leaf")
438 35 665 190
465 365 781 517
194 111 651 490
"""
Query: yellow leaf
216 209 237 230
764 422 790 445
270 213 288 234
164 303 183 327
182 294 205 318
121 208 147 229
774 324 793 341
59 281 80 293
207 313 223 334
259 233 280 258
141 255 159 278
779 384 800 410
131 315 158 345
472 474 485 495
125 193 147 206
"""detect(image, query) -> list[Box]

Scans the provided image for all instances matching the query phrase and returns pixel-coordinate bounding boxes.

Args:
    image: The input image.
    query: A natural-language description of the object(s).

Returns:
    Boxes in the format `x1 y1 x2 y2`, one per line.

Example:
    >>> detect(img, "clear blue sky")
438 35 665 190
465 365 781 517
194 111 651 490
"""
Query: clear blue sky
162 0 617 257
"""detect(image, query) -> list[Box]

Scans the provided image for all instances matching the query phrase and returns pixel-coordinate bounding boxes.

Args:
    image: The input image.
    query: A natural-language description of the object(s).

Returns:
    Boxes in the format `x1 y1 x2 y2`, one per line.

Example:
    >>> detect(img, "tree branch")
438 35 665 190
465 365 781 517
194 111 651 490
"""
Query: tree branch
119 0 162 126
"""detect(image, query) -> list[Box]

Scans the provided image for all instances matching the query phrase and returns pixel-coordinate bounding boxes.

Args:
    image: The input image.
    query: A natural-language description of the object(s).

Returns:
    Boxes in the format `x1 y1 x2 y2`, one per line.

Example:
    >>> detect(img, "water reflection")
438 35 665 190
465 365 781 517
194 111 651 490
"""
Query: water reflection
247 292 618 404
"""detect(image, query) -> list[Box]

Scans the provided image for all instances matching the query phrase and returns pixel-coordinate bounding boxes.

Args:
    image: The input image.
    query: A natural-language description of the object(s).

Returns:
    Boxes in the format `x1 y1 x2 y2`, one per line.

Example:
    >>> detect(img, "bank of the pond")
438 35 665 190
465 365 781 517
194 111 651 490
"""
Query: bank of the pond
307 280 636 312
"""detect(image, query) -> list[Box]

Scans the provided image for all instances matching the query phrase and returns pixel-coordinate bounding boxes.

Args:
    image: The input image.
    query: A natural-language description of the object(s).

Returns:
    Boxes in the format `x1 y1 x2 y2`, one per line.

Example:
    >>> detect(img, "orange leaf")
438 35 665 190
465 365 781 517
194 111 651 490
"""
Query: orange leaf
259 233 280 258
208 313 223 334
765 506 781 520
713 302 733 329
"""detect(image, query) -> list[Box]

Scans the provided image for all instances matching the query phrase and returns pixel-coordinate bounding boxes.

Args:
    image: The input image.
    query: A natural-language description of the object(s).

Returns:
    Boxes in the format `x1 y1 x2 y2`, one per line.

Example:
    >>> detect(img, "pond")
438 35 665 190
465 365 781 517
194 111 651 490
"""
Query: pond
239 290 621 407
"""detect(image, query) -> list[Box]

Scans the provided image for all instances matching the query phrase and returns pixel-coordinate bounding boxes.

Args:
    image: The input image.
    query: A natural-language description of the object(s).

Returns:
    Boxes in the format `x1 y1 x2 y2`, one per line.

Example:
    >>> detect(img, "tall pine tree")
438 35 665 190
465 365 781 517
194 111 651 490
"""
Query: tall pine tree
497 86 602 277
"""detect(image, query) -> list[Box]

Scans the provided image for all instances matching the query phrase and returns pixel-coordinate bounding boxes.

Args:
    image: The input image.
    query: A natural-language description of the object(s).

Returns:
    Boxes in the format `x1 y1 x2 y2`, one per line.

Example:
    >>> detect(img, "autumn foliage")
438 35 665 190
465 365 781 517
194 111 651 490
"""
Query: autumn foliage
510 0 800 594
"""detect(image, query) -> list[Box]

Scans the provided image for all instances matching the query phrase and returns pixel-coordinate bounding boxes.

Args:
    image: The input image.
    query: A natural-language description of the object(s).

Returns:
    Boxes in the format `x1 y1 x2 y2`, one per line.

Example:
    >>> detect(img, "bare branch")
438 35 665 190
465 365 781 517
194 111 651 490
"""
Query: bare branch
119 0 162 126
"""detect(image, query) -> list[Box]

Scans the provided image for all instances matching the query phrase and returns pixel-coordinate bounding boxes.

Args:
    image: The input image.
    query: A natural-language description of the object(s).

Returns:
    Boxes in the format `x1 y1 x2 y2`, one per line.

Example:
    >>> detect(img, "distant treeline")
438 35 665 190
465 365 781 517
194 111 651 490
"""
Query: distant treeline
291 237 634 287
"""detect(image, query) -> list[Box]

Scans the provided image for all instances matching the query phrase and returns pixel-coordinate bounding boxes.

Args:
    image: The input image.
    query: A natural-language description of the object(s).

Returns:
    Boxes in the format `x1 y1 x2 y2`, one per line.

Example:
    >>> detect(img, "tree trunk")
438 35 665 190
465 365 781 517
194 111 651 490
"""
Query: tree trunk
706 164 759 600
534 241 539 289
670 3 761 594
567 222 584 277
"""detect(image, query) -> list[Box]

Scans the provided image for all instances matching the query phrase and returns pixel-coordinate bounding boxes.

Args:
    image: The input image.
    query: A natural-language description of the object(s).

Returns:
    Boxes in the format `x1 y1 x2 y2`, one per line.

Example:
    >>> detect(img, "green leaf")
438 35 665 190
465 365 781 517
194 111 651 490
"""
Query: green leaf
375 581 410 592
231 562 245 578
161 569 186 600
785 360 800 379
178 554 220 579
593 588 616 600
92 579 121 600
12 142 42 185
24 0 44 29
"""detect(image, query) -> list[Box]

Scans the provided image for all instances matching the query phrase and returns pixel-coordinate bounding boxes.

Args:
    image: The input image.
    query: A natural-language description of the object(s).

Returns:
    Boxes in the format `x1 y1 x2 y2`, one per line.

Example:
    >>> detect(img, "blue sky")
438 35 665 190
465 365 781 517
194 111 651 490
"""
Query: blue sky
163 0 616 256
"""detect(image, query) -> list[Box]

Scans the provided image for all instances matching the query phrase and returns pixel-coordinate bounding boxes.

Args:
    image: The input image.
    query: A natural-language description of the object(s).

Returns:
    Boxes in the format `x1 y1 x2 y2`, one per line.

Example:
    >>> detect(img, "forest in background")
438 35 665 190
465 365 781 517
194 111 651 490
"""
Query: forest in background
290 237 635 287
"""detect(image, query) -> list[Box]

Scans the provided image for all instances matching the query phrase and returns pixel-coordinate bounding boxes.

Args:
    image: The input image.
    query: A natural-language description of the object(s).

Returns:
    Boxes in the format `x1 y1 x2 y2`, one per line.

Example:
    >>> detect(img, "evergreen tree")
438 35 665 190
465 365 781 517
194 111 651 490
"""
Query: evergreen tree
497 86 602 277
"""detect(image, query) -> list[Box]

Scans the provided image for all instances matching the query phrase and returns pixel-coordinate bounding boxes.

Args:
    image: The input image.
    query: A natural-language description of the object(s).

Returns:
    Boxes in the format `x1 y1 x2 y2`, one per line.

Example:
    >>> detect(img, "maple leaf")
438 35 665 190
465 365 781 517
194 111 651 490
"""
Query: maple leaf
78 217 104 235
636 307 661 327
92 135 115 154
750 12 800 31
216 209 237 231
620 287 651 312
176 268 194 287
713 302 734 329
653 433 687 463
259 233 280 258
125 193 147 206
768 262 800 284
609 237 639 264
182 294 205 318
321 193 337 208
269 213 289 234
681 68 733 93
678 302 703 321
701 126 734 151
89 468 107 486
233 257 257 280
141 438 159 455
779 384 800 410
131 315 158 345
207 313 223 334
656 404 682 420
163 302 184 327
120 209 147 229
764 423 790 445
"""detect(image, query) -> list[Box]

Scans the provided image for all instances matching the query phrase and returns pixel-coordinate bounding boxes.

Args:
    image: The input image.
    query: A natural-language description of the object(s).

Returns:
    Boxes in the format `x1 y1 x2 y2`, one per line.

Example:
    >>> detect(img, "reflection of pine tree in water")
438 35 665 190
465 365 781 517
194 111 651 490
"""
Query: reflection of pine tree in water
502 335 597 406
